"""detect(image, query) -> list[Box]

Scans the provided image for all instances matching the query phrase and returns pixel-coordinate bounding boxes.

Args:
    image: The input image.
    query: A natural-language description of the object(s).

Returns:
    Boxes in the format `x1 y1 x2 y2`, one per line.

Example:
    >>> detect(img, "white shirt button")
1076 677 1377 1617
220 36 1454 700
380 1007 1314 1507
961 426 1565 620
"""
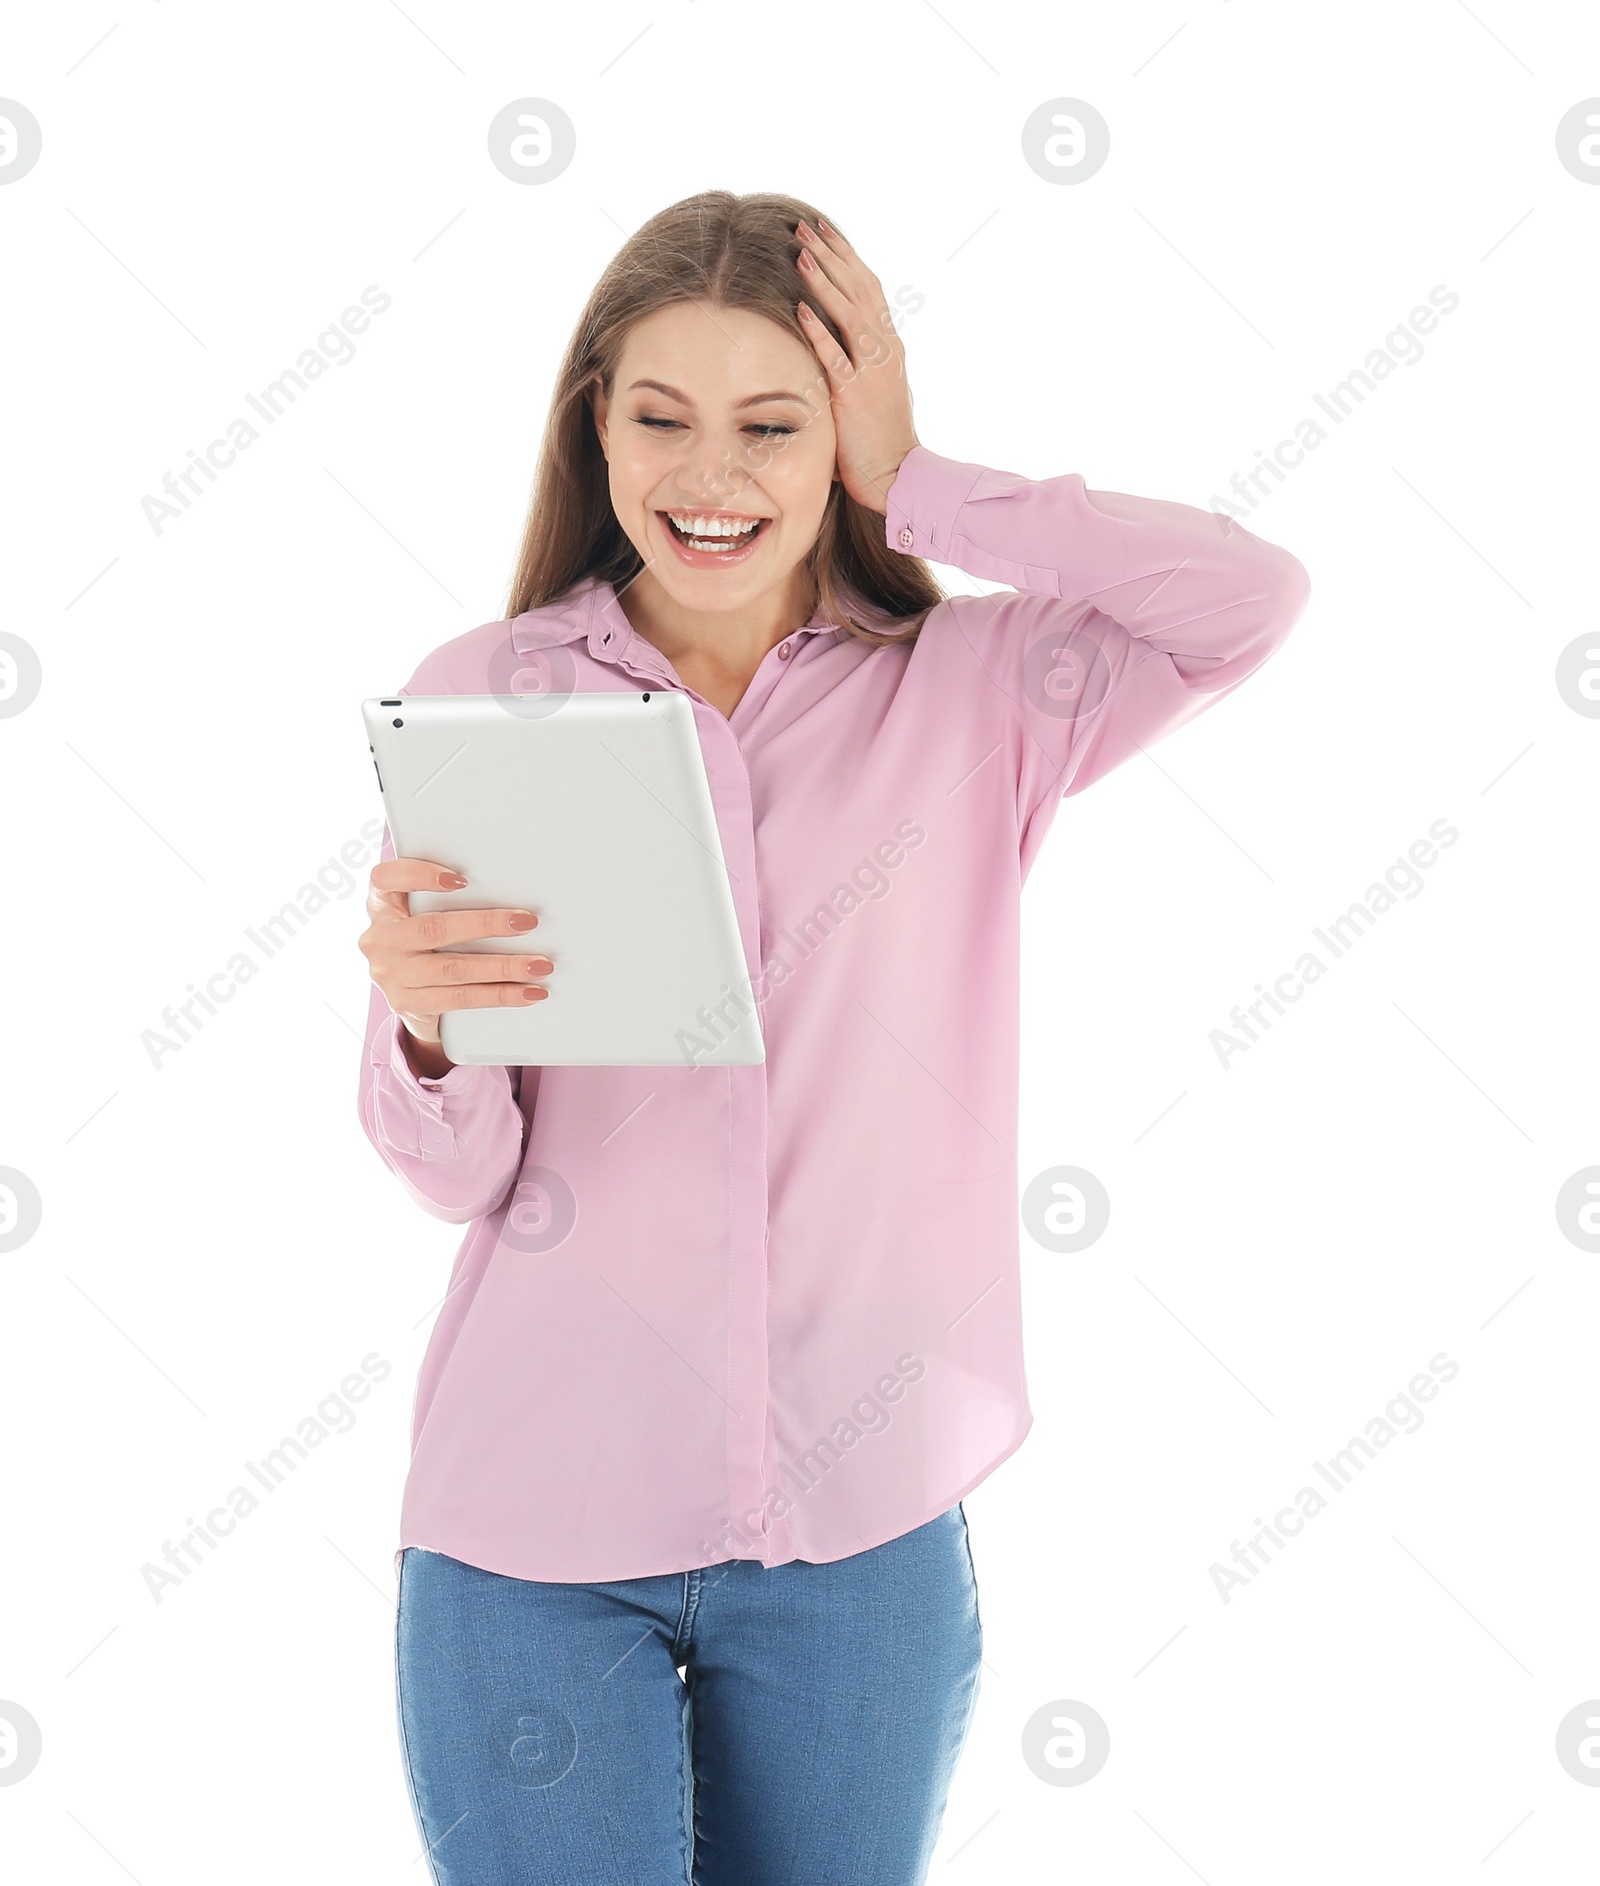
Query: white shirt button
898 526 915 548
778 641 792 660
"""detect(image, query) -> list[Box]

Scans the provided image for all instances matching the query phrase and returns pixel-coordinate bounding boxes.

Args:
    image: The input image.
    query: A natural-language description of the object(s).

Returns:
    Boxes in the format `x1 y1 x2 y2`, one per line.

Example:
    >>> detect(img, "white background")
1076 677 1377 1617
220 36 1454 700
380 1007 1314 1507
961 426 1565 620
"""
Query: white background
2 2 1596 1880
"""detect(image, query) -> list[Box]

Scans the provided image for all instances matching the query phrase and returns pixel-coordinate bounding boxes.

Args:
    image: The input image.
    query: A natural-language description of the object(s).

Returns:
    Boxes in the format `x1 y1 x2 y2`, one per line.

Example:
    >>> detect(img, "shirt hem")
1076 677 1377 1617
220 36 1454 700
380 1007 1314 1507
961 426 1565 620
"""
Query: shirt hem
392 1410 1035 1585
755 1406 1036 1570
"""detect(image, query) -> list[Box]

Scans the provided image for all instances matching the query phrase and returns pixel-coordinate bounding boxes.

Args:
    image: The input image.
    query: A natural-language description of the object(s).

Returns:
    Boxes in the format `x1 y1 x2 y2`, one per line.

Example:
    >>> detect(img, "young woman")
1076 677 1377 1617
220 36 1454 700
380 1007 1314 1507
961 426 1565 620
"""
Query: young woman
356 190 1310 1885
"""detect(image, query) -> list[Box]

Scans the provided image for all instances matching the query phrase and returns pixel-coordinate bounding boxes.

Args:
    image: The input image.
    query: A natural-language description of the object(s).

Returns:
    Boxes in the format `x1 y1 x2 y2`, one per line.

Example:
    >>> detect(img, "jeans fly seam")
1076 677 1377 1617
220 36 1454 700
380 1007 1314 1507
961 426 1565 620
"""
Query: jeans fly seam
672 1568 701 1660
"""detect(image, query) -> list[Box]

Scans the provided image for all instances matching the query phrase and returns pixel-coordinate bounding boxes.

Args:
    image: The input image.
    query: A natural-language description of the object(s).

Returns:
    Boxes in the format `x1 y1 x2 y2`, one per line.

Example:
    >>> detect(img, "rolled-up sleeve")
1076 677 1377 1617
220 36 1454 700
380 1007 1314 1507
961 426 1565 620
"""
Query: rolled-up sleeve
884 445 1311 813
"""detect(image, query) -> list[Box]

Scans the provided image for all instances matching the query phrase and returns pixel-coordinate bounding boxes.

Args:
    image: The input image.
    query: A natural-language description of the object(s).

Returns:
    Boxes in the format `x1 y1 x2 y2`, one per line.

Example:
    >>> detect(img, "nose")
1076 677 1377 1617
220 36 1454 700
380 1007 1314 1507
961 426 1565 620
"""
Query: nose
668 434 757 511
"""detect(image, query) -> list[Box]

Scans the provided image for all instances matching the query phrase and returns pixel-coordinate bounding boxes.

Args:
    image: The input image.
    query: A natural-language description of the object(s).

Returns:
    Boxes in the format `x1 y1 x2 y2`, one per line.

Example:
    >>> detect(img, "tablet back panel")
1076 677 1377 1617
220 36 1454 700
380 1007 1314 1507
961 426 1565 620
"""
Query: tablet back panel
363 692 765 1067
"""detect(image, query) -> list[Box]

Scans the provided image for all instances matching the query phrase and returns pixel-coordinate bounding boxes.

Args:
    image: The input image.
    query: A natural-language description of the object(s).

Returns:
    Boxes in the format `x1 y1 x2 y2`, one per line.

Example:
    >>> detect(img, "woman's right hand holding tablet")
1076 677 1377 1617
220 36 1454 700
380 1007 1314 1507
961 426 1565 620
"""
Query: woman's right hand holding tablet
359 856 551 1079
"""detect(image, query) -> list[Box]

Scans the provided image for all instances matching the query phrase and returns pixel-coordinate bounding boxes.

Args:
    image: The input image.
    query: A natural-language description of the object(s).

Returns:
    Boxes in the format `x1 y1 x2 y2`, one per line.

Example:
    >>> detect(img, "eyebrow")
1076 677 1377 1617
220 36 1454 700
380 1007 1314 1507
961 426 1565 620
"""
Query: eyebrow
626 378 811 410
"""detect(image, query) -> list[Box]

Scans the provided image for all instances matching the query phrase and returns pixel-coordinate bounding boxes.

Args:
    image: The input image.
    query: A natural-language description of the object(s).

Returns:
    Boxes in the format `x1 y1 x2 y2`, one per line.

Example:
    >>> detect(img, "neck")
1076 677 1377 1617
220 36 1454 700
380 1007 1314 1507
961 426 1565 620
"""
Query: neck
615 565 818 677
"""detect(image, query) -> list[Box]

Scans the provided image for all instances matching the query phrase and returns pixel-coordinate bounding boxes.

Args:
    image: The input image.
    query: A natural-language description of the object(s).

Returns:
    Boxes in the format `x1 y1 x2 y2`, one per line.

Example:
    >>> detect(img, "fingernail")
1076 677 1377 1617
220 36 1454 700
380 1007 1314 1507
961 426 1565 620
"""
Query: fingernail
506 911 537 931
441 871 467 888
817 217 833 236
526 958 553 974
522 986 548 1001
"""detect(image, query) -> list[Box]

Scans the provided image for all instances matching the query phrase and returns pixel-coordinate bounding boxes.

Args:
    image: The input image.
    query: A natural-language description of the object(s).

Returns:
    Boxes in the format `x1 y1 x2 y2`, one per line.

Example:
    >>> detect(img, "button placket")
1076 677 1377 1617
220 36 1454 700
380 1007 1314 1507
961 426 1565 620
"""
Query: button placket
692 712 778 1558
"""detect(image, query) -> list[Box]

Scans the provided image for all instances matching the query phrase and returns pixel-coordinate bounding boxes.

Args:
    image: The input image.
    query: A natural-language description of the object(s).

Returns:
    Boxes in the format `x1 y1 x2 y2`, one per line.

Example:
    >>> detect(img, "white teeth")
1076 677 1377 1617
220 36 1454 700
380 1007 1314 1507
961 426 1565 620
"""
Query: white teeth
666 512 763 540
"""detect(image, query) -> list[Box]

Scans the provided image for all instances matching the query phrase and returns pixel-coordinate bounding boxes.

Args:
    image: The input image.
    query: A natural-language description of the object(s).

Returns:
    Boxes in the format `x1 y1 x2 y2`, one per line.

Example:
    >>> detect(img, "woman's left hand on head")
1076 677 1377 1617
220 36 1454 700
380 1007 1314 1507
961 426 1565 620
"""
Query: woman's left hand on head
794 219 921 517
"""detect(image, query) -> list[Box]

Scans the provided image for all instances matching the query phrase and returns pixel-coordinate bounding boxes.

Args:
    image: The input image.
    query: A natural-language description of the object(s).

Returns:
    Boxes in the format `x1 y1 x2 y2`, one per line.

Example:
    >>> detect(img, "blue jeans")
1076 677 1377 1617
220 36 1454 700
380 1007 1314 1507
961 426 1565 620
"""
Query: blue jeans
394 1503 982 1885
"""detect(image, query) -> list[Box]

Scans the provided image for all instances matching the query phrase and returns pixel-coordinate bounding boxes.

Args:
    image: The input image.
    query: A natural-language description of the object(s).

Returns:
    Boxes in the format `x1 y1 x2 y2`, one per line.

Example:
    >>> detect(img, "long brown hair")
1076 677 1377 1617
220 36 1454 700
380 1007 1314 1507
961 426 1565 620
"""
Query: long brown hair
502 190 945 648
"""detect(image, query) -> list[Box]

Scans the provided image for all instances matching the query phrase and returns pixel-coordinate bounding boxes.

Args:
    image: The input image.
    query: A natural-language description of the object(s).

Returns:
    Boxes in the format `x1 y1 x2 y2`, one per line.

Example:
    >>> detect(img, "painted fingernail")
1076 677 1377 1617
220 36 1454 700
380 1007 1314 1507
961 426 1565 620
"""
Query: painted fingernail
817 217 833 236
506 911 537 931
796 219 814 241
526 958 553 974
798 249 815 271
441 871 467 888
522 986 548 1001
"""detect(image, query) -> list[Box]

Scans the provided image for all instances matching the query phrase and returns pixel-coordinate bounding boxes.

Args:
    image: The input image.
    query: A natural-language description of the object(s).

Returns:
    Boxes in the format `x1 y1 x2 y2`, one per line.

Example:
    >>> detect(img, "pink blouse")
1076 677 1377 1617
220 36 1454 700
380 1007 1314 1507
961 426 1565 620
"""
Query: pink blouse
357 444 1311 1582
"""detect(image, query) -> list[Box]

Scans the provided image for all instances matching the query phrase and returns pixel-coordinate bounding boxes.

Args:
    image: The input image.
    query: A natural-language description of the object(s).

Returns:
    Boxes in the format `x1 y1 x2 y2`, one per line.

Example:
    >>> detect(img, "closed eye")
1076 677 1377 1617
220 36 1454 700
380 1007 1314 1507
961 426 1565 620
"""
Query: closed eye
633 417 795 438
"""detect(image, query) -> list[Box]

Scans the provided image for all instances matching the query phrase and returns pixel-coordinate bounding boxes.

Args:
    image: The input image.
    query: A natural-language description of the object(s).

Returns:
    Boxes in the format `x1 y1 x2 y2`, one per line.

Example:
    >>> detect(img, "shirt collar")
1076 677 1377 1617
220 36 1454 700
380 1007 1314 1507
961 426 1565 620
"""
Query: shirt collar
509 573 851 670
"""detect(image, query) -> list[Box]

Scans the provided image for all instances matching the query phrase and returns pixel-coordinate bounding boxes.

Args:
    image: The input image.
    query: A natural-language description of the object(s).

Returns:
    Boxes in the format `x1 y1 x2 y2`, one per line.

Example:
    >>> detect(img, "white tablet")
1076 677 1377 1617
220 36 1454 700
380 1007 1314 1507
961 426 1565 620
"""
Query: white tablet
362 691 765 1069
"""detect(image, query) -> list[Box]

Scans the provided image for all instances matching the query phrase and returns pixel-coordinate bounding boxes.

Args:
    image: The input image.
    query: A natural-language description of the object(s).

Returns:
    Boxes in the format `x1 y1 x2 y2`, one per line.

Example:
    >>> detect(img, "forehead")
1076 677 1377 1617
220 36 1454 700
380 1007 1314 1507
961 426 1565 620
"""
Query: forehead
614 301 813 401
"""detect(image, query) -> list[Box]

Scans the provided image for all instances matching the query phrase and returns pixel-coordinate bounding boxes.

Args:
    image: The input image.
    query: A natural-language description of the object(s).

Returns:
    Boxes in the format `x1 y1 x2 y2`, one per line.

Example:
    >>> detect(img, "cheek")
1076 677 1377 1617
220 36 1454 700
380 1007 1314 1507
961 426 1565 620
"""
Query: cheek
608 444 650 484
608 454 662 516
758 436 835 512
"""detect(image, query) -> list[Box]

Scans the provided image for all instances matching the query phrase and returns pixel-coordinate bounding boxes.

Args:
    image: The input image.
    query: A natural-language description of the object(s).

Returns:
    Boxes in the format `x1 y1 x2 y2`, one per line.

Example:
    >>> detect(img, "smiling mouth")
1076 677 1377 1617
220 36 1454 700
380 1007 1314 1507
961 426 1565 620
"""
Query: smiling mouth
659 512 772 551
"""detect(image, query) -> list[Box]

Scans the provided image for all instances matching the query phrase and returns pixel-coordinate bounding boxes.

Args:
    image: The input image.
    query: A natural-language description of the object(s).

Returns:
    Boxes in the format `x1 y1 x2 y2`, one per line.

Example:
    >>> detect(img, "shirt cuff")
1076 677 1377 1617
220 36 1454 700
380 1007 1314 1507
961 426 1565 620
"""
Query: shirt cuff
883 445 990 562
383 1010 487 1104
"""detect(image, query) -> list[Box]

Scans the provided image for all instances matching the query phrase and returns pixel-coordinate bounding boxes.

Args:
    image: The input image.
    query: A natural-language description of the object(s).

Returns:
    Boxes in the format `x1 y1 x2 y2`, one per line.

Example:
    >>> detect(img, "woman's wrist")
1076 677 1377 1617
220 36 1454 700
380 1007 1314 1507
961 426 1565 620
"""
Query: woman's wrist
399 1015 455 1082
858 439 920 515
